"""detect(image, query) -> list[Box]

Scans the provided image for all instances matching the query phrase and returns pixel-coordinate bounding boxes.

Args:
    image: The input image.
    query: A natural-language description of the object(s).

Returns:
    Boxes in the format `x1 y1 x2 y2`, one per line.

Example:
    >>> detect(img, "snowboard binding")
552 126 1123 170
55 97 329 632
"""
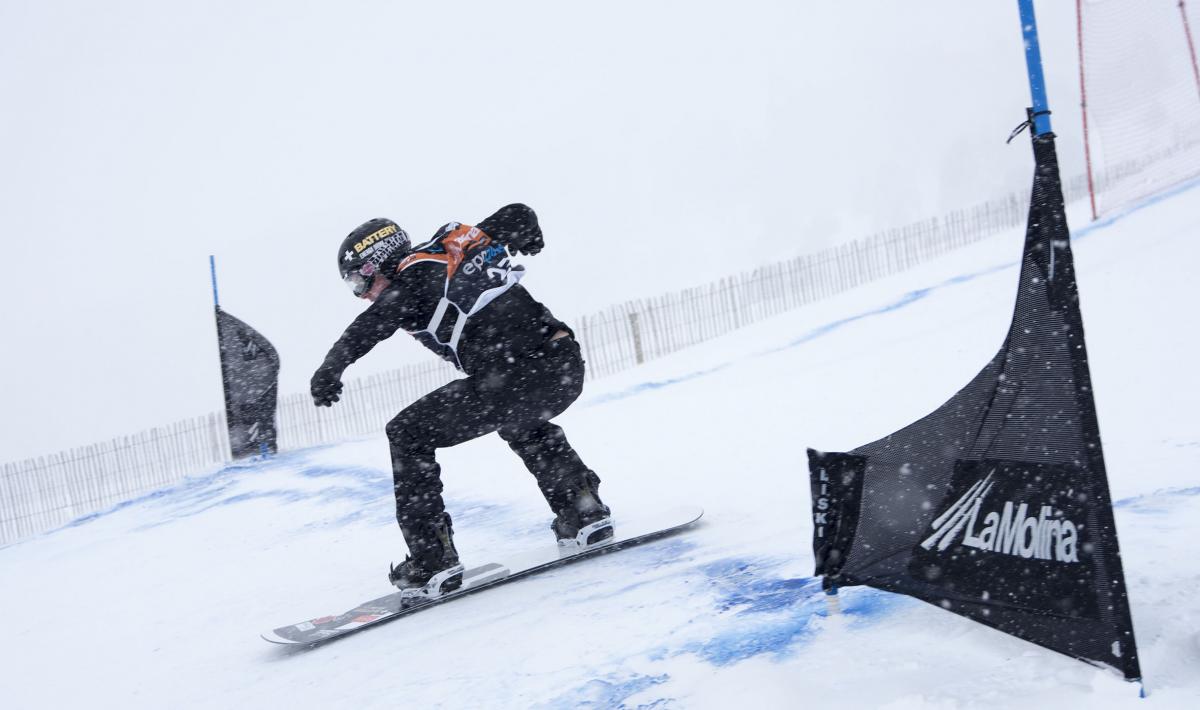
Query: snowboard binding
389 560 465 603
550 472 614 548
556 517 614 548
391 513 463 602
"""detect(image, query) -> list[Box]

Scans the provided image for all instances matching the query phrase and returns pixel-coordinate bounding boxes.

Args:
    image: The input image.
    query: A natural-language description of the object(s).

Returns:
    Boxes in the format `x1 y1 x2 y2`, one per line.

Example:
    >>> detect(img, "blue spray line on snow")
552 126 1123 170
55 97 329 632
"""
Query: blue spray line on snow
584 262 1011 409
585 173 1200 409
1017 0 1052 135
543 555 900 703
541 672 671 710
568 674 671 709
12 445 518 543
1074 173 1200 238
1113 486 1200 510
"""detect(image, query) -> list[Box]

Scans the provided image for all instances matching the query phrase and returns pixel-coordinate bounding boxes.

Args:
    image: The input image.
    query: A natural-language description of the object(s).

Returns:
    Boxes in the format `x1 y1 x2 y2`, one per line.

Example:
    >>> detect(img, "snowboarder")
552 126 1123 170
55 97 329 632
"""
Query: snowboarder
310 204 612 601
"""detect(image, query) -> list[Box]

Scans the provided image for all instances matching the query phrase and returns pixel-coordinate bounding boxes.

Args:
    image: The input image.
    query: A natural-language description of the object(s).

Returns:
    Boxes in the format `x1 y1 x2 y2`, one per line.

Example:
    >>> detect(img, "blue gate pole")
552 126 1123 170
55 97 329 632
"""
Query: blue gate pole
1018 0 1053 135
209 255 220 308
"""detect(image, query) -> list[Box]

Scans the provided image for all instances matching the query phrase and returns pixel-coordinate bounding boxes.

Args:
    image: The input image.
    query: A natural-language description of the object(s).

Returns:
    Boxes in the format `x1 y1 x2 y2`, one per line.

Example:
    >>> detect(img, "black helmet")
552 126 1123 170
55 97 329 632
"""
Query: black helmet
337 218 411 297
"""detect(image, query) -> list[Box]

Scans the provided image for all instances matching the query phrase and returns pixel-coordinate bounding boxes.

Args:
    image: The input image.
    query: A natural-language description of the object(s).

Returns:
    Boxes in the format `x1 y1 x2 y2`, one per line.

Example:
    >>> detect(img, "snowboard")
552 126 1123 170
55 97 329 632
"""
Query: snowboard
262 505 703 646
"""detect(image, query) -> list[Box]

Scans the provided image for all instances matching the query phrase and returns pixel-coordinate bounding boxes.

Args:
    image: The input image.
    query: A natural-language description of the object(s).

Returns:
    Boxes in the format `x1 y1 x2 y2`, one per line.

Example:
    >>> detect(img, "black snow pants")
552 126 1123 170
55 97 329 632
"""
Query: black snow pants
385 335 597 532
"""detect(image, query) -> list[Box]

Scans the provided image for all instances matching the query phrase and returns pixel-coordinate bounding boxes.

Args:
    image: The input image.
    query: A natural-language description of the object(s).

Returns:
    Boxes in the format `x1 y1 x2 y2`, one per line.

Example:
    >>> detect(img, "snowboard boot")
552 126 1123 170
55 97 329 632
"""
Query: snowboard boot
551 472 614 548
389 513 464 601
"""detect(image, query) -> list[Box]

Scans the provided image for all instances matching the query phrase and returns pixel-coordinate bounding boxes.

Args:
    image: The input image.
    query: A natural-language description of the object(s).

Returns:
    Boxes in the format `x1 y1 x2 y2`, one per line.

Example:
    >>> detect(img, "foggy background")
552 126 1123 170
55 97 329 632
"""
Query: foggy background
0 1 1085 459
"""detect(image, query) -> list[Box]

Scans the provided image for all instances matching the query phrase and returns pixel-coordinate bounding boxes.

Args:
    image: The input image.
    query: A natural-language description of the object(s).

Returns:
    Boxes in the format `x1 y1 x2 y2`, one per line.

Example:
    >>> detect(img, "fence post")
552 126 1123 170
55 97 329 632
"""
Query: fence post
628 311 645 365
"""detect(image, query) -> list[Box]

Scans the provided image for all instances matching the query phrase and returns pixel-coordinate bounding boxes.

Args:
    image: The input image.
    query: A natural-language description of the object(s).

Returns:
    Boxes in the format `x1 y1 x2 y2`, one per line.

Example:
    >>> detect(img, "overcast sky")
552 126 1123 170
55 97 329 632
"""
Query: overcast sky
0 1 1086 461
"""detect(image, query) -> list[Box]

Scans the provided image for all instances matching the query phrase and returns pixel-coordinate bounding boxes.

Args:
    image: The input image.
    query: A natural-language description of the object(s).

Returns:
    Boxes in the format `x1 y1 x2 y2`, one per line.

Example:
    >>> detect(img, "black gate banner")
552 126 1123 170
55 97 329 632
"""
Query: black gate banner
215 307 280 459
805 130 1141 681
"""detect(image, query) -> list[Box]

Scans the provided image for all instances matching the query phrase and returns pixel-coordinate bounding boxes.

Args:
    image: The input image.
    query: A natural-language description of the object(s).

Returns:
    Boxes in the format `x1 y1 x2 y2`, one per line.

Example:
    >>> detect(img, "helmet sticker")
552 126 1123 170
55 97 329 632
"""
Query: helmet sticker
354 223 399 254
363 234 407 267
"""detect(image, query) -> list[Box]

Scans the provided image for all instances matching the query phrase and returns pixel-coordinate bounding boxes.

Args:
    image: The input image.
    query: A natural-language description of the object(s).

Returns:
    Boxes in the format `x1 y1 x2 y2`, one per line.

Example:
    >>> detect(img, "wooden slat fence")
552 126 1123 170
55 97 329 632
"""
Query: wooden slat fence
0 175 1093 545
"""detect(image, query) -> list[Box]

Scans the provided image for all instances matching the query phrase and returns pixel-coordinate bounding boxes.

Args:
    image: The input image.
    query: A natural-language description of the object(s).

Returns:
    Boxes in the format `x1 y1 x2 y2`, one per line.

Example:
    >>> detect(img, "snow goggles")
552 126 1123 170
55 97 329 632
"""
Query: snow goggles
343 261 377 297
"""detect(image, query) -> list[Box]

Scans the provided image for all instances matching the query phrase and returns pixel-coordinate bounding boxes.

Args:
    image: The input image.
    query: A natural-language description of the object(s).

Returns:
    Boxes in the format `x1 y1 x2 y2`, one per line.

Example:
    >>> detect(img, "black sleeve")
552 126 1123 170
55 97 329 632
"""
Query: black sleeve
319 282 427 374
476 203 543 255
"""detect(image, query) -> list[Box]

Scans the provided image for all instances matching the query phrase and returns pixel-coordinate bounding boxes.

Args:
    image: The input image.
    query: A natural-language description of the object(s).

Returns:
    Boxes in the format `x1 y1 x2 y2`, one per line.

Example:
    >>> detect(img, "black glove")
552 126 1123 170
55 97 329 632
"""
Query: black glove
310 366 344 407
478 204 544 256
516 230 544 256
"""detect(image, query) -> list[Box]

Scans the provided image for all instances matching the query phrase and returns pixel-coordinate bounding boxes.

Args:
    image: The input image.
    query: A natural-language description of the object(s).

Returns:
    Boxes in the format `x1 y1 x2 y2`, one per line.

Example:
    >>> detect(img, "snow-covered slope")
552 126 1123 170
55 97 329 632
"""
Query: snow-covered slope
2 184 1198 708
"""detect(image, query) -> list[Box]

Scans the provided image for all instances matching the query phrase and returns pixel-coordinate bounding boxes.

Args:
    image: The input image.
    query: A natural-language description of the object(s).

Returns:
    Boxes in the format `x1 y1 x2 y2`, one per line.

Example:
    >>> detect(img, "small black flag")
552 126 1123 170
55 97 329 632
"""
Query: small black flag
215 307 280 459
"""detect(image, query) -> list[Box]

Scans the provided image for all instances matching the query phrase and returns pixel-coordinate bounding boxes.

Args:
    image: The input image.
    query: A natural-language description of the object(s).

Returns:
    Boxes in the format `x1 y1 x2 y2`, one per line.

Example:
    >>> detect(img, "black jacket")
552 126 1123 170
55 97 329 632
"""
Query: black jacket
318 204 570 379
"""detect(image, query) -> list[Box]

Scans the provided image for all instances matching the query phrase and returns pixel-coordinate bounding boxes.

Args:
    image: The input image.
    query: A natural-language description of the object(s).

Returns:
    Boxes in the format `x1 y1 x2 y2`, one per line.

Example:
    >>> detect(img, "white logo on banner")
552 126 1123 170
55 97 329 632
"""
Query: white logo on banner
920 470 1081 563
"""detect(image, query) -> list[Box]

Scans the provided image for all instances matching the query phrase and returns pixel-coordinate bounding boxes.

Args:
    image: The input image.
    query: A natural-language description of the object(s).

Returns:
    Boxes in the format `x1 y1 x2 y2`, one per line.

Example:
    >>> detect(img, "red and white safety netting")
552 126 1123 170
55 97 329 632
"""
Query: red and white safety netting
1077 0 1200 218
